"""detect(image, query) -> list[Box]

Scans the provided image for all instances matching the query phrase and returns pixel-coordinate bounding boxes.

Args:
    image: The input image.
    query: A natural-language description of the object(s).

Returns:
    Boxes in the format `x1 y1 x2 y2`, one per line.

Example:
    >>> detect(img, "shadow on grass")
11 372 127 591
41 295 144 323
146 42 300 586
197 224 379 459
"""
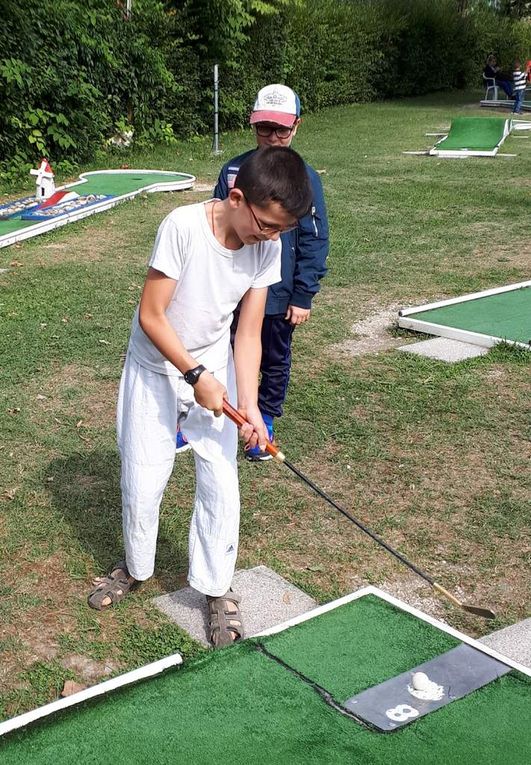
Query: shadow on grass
44 450 188 587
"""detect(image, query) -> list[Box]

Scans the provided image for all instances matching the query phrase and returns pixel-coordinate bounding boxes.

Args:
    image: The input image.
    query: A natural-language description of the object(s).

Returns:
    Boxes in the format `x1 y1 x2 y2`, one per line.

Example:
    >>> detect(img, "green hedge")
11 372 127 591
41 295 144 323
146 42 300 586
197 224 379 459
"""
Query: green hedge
0 0 530 173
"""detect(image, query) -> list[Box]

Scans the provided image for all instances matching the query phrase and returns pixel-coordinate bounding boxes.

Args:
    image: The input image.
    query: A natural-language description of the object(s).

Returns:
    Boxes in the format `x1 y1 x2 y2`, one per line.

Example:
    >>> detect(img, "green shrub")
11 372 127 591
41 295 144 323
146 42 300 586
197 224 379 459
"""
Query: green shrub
0 0 530 171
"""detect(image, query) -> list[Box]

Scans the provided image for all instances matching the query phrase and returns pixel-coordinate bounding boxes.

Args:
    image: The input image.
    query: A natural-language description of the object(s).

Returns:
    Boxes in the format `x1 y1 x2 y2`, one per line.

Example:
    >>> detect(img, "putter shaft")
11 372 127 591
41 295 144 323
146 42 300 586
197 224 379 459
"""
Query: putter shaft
222 400 496 620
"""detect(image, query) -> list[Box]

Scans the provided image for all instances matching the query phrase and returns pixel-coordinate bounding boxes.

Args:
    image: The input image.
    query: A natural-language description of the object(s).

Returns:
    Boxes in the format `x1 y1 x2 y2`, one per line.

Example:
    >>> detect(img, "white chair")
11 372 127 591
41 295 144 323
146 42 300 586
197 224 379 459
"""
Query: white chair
483 75 498 101
483 74 499 101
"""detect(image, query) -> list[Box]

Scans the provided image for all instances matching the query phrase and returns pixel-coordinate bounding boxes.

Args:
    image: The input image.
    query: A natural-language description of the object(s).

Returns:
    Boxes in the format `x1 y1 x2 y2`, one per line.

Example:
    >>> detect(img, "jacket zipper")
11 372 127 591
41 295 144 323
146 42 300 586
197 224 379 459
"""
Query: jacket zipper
311 206 318 237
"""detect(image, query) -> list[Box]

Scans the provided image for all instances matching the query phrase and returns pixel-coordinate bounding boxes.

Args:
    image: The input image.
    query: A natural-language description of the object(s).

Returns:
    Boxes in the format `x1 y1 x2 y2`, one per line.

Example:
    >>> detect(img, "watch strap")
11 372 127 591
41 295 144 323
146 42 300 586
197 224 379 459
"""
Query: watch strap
184 364 206 386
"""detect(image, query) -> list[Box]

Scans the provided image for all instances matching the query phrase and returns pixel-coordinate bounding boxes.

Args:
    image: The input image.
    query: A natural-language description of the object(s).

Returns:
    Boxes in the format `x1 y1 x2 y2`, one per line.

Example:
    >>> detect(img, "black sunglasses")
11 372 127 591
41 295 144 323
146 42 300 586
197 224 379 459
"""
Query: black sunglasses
254 123 297 139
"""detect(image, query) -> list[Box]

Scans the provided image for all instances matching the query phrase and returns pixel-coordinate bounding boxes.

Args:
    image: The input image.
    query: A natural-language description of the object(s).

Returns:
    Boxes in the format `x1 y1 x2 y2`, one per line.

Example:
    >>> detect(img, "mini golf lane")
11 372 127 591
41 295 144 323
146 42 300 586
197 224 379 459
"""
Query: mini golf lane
0 170 195 249
398 282 531 349
1 590 529 764
429 117 511 157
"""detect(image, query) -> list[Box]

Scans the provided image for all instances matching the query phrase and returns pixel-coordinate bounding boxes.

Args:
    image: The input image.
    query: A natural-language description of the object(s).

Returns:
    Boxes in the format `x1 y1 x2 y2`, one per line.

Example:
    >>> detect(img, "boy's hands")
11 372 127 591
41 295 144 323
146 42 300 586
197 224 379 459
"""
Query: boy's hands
237 404 269 452
193 371 227 416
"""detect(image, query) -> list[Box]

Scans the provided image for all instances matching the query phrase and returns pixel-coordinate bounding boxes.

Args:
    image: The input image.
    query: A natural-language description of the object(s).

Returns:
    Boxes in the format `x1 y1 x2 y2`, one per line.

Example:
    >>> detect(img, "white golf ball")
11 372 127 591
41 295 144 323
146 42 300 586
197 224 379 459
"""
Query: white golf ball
412 672 430 691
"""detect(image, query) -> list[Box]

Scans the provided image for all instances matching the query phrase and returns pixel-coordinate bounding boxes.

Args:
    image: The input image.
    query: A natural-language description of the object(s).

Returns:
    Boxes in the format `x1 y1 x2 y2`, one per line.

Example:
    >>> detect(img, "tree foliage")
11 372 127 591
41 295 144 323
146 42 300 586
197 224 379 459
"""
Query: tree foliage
0 0 529 173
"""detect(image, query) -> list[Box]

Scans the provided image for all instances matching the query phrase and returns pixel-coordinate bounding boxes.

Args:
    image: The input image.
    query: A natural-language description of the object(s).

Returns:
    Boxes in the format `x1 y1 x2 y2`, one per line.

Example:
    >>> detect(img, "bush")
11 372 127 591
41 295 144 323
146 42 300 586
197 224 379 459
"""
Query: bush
0 0 179 168
1 0 530 171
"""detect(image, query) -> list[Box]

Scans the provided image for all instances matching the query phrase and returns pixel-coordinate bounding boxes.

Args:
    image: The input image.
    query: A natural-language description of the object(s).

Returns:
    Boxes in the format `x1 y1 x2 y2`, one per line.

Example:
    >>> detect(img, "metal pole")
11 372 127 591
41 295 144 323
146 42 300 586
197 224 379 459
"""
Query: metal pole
213 64 222 155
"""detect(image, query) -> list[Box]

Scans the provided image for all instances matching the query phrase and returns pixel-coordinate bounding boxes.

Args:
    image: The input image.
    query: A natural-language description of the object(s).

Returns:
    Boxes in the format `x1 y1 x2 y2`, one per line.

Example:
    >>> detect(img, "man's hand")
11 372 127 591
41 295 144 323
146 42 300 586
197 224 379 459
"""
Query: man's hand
192 371 227 416
285 305 310 325
237 404 269 452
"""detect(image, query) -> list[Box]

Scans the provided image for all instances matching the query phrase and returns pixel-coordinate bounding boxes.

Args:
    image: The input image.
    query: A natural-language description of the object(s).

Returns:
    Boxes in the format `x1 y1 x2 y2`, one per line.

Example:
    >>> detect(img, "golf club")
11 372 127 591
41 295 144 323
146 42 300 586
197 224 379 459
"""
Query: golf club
223 400 496 620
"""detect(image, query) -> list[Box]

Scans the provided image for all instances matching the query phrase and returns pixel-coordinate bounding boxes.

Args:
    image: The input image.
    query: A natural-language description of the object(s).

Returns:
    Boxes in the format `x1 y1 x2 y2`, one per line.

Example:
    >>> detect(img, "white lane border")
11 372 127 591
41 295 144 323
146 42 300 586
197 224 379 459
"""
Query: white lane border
481 99 531 113
0 653 182 738
397 281 531 349
0 169 196 250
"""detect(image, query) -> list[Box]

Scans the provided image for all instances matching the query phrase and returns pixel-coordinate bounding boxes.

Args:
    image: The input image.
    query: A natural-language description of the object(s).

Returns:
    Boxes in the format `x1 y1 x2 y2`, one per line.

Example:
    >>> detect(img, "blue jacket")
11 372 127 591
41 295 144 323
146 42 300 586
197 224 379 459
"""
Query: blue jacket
213 149 329 315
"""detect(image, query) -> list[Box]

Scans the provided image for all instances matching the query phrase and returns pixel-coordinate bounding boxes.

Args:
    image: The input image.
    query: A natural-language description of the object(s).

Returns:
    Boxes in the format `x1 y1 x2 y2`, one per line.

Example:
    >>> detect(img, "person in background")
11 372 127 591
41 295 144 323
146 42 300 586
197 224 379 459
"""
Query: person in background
512 59 527 114
483 53 513 98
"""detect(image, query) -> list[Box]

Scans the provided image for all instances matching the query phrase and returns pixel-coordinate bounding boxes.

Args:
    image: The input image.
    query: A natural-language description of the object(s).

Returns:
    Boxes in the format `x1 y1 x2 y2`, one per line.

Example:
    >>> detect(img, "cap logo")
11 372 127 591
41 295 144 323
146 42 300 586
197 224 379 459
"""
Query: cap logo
262 88 289 107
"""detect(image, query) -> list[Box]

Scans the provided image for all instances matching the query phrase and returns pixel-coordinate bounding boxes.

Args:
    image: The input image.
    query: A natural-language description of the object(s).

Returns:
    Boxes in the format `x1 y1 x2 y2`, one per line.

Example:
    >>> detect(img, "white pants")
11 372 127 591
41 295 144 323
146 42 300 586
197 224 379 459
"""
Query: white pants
116 353 239 596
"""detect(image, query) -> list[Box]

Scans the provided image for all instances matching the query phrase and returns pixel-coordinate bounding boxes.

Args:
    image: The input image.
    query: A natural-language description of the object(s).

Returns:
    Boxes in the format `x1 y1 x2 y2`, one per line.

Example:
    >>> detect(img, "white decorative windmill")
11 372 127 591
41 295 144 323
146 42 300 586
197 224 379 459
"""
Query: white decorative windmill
30 159 55 200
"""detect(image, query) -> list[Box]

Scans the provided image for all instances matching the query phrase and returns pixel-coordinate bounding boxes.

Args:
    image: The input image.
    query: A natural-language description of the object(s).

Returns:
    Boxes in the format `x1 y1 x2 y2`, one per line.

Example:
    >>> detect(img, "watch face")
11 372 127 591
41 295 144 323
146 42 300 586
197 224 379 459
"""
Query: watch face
185 365 205 385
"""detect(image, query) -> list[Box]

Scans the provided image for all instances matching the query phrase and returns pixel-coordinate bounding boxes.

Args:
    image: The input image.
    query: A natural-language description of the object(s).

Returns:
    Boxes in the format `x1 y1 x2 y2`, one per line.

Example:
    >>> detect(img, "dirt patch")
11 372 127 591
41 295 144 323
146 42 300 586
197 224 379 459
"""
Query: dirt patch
333 303 406 357
471 239 531 270
184 182 213 193
379 573 449 622
60 654 118 683
27 362 118 440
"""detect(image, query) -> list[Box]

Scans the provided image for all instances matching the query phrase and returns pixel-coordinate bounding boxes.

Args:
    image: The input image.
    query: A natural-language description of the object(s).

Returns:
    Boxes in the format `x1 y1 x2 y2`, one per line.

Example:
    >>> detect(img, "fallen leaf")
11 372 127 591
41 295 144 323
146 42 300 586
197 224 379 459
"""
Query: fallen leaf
61 680 87 697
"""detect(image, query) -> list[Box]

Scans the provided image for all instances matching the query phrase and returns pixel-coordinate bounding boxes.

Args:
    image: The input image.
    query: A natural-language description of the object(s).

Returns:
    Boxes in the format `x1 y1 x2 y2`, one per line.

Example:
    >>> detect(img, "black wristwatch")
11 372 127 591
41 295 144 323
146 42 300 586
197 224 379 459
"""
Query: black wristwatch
183 364 206 386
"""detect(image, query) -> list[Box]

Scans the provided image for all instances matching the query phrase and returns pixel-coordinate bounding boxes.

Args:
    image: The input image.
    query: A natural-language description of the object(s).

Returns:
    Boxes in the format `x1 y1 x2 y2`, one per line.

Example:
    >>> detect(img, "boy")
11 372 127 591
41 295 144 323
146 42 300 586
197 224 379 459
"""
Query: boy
512 59 527 115
177 84 329 460
88 147 312 647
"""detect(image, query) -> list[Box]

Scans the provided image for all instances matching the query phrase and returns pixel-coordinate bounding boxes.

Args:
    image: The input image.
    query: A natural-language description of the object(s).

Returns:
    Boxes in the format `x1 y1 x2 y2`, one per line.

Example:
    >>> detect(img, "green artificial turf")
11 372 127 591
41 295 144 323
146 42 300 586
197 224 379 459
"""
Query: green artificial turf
436 117 509 151
410 285 531 345
1 595 529 764
73 171 192 196
259 594 460 701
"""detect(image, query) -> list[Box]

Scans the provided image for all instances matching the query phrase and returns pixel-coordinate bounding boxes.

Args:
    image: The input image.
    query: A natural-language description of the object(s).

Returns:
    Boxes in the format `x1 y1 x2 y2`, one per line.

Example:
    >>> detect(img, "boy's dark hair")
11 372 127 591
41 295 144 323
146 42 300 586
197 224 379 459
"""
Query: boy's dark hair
234 146 312 220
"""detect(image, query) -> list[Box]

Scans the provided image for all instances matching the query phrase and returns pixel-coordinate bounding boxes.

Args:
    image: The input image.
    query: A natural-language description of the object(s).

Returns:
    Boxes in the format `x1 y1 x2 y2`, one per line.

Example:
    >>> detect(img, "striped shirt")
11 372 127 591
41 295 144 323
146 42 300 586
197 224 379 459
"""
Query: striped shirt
513 70 527 92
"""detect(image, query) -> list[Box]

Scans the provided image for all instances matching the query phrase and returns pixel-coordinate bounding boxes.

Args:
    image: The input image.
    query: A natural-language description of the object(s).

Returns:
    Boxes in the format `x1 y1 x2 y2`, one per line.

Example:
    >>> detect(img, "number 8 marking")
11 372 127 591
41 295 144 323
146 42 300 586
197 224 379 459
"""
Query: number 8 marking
385 704 420 722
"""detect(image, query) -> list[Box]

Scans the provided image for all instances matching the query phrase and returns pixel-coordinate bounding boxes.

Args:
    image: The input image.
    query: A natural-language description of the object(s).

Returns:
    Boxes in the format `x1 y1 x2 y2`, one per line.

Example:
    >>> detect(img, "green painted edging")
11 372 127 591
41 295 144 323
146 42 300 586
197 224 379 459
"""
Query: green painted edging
410 286 531 345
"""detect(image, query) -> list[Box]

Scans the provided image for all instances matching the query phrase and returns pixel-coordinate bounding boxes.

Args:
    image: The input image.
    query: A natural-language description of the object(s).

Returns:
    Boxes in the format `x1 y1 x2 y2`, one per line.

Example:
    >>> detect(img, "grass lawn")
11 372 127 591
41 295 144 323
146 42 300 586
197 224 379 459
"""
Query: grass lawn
0 90 529 721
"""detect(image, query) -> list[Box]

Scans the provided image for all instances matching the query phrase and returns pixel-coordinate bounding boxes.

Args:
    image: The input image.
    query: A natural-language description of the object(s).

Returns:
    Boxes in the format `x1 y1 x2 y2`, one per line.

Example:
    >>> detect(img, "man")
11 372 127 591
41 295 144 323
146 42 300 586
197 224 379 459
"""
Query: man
212 84 329 460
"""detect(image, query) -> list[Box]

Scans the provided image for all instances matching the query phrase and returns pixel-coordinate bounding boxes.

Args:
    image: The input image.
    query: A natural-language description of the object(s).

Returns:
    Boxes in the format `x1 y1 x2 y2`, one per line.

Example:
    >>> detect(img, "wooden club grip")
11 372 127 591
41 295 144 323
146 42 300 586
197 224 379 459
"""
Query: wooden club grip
222 400 285 461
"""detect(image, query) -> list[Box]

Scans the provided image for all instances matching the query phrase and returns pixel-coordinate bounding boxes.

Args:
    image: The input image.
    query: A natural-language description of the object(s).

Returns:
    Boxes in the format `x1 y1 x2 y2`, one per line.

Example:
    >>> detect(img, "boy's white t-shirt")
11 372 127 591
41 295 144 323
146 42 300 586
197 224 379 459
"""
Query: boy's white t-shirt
128 201 282 375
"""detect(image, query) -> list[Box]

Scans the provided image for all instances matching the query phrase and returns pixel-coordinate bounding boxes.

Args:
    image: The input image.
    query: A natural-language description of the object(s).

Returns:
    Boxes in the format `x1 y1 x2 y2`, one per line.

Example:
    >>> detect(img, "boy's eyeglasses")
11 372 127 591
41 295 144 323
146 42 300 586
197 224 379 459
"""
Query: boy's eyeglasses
255 123 296 139
243 194 298 235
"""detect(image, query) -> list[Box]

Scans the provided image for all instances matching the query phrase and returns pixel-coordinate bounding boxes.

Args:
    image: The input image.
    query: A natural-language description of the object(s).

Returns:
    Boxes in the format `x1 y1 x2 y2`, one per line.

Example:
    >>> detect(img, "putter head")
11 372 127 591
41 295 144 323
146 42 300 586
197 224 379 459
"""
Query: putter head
463 605 496 620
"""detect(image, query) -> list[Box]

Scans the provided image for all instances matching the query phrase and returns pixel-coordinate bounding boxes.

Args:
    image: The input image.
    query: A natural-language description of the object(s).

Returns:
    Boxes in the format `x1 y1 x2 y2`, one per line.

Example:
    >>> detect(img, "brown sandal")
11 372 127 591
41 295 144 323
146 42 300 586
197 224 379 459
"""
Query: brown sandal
206 590 244 648
87 561 138 611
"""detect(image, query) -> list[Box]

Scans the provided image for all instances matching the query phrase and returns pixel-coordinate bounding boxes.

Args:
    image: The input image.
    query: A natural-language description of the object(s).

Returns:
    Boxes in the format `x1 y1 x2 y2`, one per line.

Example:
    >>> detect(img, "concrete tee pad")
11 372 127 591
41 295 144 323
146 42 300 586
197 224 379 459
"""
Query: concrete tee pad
397 337 488 362
152 565 318 646
479 618 531 669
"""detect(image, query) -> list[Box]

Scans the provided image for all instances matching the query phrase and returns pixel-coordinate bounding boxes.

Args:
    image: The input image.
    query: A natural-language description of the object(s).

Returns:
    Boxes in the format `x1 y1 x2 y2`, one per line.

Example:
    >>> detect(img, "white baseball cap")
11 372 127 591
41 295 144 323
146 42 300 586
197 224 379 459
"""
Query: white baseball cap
250 84 301 127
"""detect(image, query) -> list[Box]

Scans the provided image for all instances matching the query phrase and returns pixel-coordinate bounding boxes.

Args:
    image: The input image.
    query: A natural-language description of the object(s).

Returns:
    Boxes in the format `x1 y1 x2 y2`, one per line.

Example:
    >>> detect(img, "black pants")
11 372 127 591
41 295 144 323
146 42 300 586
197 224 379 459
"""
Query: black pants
231 313 295 419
